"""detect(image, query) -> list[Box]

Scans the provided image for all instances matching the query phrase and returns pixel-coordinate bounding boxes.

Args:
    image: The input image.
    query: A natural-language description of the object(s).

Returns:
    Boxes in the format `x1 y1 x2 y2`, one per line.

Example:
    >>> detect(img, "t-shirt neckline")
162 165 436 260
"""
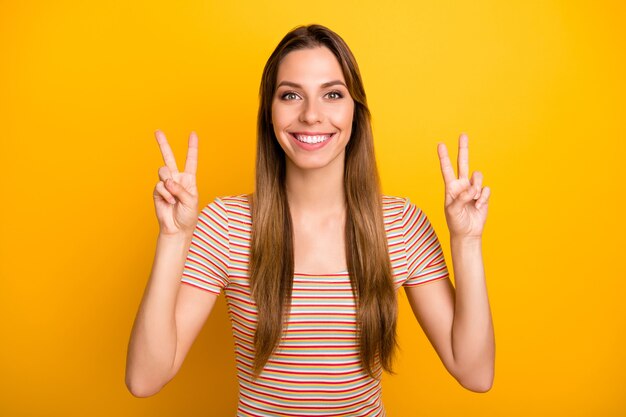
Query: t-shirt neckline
294 270 349 276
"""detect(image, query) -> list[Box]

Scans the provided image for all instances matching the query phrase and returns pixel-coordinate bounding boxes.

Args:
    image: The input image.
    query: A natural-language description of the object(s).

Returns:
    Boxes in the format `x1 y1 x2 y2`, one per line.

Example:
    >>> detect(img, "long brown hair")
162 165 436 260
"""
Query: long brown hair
249 24 397 379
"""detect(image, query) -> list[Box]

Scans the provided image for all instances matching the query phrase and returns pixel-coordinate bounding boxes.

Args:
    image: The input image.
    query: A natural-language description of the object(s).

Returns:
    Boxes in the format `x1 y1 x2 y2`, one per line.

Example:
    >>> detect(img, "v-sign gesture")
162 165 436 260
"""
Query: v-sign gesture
153 130 200 236
437 133 491 239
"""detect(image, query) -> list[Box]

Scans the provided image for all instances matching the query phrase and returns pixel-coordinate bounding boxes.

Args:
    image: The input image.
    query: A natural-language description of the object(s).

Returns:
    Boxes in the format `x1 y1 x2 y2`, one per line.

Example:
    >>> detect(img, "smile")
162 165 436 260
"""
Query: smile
290 132 335 144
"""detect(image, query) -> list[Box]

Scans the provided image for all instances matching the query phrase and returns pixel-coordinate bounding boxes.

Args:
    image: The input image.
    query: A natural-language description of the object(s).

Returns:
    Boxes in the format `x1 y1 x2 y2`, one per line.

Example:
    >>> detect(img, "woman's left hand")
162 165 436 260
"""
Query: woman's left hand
437 133 490 239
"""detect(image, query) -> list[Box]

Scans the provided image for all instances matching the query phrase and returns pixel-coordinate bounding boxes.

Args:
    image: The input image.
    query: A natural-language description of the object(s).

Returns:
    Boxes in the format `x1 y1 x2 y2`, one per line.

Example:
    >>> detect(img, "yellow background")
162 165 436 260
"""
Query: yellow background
1 0 624 415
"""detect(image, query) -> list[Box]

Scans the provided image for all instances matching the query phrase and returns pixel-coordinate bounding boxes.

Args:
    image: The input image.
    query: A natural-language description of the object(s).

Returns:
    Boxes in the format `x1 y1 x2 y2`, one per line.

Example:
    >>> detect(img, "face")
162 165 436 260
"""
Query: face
271 46 355 172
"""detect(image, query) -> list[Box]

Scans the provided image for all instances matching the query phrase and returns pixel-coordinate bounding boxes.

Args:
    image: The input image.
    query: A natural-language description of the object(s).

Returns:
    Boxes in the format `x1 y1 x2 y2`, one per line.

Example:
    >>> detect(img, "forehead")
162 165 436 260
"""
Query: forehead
276 46 345 84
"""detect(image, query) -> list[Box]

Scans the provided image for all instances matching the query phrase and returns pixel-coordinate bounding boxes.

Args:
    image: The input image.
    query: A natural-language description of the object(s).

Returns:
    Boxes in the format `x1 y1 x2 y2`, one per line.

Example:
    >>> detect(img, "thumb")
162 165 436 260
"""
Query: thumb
164 178 195 207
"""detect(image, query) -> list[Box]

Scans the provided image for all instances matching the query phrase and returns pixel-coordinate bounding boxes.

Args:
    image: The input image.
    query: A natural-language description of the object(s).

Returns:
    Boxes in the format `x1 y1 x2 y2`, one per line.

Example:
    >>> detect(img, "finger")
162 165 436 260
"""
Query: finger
158 166 174 182
459 184 476 203
184 131 198 176
451 183 476 206
458 133 469 180
155 181 177 205
164 178 194 207
476 186 491 210
448 185 476 213
437 143 457 185
155 130 180 174
470 171 483 199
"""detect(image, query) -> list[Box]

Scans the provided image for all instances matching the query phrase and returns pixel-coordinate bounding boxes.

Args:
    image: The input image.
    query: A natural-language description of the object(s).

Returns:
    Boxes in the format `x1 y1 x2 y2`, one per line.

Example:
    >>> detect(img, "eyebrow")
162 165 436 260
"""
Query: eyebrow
276 80 347 89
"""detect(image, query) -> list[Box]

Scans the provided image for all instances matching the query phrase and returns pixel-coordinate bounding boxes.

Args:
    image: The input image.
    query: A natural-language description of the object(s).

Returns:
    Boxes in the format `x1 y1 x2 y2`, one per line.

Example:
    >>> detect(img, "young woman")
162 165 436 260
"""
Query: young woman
126 24 494 416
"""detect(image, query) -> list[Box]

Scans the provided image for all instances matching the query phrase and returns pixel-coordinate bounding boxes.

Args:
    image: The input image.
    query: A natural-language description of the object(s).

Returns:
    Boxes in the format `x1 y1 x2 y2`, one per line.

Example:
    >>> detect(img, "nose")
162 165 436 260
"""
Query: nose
299 98 323 125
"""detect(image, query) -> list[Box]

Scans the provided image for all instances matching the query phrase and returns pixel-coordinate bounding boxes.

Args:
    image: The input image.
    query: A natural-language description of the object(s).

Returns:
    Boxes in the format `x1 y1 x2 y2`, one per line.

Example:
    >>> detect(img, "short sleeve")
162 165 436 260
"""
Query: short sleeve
401 198 450 287
181 197 230 294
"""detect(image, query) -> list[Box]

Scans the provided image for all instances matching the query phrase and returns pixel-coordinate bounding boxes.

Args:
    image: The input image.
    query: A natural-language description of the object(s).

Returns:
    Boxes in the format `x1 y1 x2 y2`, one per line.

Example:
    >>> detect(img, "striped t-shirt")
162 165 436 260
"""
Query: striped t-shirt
181 194 449 417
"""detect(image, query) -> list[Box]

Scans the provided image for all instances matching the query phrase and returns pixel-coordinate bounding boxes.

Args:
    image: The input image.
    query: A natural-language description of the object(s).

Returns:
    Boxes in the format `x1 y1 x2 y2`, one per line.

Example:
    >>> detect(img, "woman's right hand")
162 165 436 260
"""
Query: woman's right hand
152 130 199 236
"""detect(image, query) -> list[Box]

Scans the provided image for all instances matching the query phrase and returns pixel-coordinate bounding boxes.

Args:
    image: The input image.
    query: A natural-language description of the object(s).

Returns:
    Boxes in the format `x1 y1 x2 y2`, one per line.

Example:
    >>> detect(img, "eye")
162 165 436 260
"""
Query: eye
326 90 344 100
280 91 300 101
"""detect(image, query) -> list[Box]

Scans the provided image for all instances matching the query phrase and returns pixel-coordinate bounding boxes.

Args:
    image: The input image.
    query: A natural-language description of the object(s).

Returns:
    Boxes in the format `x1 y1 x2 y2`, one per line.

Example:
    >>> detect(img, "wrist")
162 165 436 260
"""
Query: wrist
450 235 482 248
158 231 194 244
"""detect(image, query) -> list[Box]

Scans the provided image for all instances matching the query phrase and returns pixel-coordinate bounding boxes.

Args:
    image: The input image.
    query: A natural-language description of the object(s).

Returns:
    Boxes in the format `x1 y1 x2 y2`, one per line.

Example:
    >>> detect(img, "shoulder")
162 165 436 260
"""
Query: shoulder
381 194 415 218
201 193 251 212
216 194 251 212
380 195 412 237
382 195 408 209
198 194 252 225
381 195 431 234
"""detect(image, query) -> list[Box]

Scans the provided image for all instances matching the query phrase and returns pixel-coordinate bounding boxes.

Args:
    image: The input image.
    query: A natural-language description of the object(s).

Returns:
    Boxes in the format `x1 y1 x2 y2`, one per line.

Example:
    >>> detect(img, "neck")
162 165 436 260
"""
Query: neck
285 155 346 215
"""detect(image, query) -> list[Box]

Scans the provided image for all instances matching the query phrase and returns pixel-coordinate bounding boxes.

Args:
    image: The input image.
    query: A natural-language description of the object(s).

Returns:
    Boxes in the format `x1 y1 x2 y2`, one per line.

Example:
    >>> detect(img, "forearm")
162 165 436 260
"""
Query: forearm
450 236 495 391
126 232 193 396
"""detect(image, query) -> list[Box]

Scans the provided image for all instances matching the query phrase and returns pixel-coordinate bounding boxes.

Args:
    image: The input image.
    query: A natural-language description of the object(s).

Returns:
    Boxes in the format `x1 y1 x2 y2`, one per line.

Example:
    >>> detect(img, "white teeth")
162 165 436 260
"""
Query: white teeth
294 134 332 144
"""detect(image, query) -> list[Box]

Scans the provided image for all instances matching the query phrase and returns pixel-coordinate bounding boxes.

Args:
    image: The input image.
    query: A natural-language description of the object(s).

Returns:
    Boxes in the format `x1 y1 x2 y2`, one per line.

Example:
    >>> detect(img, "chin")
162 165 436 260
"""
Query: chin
287 151 346 172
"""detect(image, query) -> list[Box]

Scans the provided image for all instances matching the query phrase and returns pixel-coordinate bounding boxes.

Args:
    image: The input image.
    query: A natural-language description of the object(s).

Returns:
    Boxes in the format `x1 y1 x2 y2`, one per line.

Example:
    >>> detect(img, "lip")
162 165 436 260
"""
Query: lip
289 131 335 135
289 132 336 151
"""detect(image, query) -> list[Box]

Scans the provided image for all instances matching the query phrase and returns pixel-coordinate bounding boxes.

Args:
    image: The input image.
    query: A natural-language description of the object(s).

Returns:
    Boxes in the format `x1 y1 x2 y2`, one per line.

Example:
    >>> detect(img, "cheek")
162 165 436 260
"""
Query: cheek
271 102 294 130
331 103 354 130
